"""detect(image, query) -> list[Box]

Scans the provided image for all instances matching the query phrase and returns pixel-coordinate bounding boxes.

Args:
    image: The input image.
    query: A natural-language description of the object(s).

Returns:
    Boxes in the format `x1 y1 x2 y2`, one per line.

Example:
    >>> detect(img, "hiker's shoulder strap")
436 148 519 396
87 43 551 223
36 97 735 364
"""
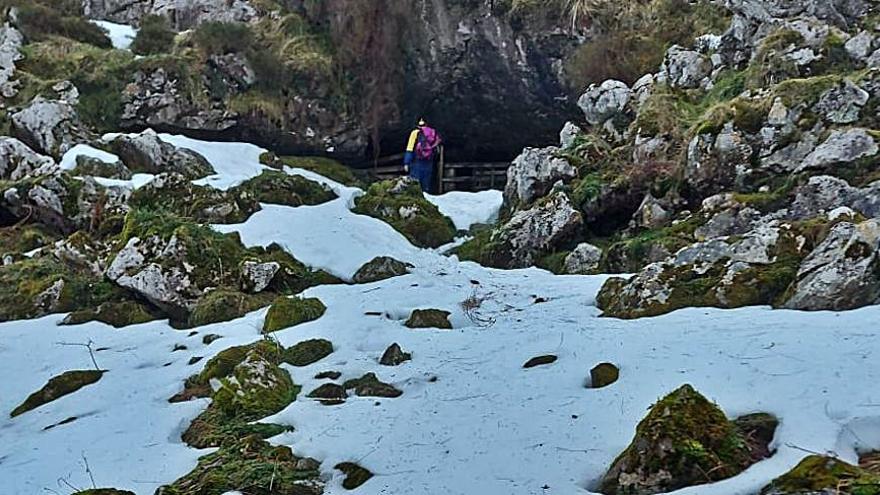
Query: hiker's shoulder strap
406 128 421 152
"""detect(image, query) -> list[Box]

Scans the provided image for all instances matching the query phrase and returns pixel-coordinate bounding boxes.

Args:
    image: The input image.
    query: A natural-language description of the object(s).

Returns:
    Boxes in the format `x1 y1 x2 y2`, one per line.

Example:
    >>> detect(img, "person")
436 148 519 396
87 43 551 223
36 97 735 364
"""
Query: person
404 119 442 193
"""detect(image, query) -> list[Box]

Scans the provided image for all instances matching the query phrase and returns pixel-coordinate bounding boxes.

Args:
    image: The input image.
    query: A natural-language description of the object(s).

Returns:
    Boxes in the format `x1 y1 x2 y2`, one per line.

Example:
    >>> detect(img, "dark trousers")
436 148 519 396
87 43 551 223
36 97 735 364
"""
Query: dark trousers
409 159 434 193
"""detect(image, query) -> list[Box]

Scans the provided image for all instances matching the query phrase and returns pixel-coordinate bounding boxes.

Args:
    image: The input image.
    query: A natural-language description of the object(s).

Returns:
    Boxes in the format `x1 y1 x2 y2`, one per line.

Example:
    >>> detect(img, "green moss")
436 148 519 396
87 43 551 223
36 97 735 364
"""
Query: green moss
600 385 755 494
234 170 337 207
353 179 457 248
454 228 508 268
11 370 104 417
537 251 570 274
761 455 880 495
2 0 111 48
188 290 274 328
405 309 452 329
263 296 327 333
284 339 334 366
0 224 59 257
128 179 260 225
62 300 161 328
268 155 365 188
160 435 320 495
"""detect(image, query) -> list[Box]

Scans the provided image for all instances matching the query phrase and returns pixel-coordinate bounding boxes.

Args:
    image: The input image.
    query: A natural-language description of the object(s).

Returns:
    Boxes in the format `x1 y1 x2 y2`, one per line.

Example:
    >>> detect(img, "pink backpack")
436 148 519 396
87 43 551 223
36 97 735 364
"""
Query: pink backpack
415 127 440 161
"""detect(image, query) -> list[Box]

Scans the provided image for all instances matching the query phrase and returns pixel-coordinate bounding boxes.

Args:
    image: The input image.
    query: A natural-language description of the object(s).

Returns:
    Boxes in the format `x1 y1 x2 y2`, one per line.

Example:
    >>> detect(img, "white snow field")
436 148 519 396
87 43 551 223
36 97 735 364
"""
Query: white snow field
2 135 880 495
91 20 138 50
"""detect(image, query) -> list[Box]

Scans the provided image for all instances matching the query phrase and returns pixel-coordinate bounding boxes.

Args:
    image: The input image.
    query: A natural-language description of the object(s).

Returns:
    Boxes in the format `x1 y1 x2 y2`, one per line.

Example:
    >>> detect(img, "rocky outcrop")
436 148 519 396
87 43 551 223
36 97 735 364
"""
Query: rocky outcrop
353 256 411 284
578 80 632 126
11 97 91 158
563 242 602 275
784 219 880 310
0 24 23 99
109 130 215 179
504 147 577 209
82 0 258 30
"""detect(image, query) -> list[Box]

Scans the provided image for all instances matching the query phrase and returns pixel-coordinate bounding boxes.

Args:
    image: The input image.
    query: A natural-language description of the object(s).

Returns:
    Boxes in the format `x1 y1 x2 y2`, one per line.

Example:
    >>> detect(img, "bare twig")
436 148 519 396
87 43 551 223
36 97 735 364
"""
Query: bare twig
81 452 97 489
55 340 101 371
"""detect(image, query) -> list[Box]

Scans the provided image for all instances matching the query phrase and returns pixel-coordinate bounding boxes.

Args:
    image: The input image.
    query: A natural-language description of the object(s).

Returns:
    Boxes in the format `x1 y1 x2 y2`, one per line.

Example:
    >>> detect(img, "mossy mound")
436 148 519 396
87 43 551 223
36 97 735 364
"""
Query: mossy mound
263 296 327 333
188 290 273 328
0 257 119 322
761 455 880 495
234 170 337 207
62 300 162 328
307 383 348 405
335 462 374 490
0 224 59 258
352 256 411 284
284 339 334 367
405 309 452 329
599 384 772 494
11 370 104 417
353 178 456 248
180 341 300 449
128 174 260 225
159 435 321 495
260 153 365 188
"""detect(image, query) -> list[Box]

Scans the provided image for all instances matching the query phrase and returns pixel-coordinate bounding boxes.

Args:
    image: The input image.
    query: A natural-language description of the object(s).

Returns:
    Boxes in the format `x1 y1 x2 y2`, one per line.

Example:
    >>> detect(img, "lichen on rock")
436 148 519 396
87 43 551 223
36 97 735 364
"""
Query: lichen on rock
262 296 327 333
405 308 452 329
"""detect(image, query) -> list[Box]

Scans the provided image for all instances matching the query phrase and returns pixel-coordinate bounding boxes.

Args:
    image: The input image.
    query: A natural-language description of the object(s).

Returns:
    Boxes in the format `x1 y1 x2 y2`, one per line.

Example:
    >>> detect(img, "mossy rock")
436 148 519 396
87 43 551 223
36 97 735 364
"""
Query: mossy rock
307 383 347 405
589 362 620 389
352 178 456 248
266 154 365 188
0 224 59 258
11 370 104 417
760 455 880 495
523 355 557 368
160 435 321 495
188 290 273 328
128 174 260 225
405 309 452 329
263 296 327 333
379 343 411 366
352 256 412 284
181 404 291 449
343 373 402 398
62 300 161 328
284 339 334 367
234 170 337 207
599 384 767 494
335 462 374 490
71 155 132 180
73 490 135 495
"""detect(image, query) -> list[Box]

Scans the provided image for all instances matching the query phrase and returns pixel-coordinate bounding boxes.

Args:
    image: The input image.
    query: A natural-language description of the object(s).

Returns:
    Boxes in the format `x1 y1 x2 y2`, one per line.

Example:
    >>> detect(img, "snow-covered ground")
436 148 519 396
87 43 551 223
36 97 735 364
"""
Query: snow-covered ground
3 135 880 495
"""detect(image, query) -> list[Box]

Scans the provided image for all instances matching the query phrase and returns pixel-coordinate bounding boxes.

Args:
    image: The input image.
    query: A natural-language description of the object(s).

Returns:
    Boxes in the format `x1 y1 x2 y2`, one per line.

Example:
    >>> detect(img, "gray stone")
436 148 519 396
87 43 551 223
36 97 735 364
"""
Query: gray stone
846 31 876 61
353 256 411 284
504 147 577 208
559 121 582 149
109 130 215 179
563 243 602 275
799 128 878 171
241 261 280 293
630 194 672 230
494 192 583 268
814 79 870 124
784 220 880 311
577 80 632 126
379 343 412 366
660 46 712 89
790 175 880 220
0 137 57 180
11 97 90 158
0 24 23 99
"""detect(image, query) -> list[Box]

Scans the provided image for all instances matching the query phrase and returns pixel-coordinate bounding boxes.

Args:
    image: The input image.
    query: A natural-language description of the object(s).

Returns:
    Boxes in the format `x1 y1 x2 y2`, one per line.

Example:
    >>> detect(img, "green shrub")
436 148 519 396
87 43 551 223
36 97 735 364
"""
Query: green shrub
193 21 254 55
130 15 176 56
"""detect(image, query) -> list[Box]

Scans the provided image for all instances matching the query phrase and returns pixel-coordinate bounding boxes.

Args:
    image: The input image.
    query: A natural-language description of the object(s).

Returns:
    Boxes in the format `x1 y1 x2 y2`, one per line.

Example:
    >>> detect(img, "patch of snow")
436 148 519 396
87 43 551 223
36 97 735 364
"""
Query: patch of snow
91 20 137 50
426 189 504 230
3 135 880 495
92 173 156 190
59 144 120 171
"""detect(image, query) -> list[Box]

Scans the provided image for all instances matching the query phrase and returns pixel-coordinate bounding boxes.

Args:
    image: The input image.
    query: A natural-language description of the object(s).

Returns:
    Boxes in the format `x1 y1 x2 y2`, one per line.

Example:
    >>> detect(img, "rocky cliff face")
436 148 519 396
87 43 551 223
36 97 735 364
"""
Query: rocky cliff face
79 0 581 161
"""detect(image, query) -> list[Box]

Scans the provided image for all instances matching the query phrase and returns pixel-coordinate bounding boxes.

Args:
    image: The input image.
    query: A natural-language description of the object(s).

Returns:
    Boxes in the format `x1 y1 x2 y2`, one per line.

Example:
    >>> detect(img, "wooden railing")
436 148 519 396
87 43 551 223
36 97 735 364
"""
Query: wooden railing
371 147 509 194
